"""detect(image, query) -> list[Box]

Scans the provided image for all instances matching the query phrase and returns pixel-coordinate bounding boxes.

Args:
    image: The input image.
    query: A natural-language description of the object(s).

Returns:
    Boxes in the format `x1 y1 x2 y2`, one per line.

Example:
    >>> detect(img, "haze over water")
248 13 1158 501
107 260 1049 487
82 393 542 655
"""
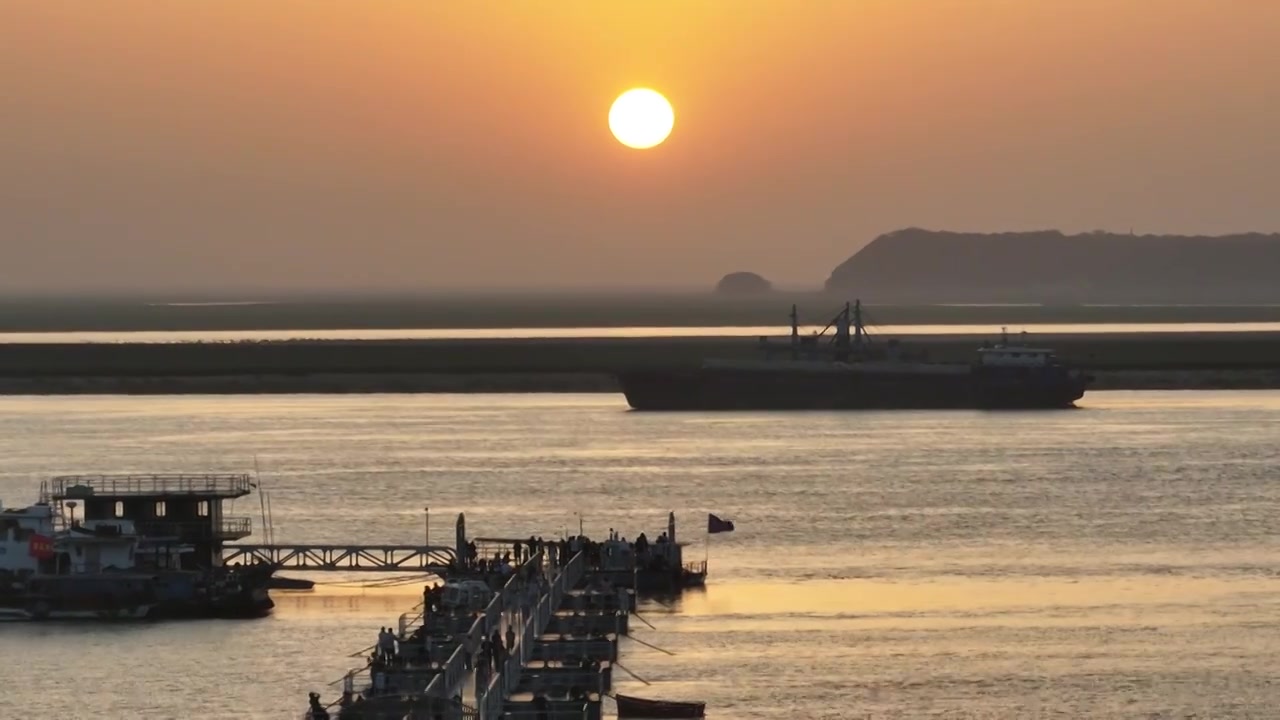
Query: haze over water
2 391 1280 718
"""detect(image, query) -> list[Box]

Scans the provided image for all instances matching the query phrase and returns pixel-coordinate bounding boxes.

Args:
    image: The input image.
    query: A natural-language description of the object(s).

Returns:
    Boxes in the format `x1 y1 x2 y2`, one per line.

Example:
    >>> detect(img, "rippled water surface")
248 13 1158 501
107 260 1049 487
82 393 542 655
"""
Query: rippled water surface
3 391 1280 719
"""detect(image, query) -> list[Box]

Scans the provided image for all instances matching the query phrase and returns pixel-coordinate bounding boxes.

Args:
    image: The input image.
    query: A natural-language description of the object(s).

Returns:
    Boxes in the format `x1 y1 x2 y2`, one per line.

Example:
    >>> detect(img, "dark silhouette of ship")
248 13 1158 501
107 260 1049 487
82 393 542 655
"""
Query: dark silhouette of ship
617 301 1090 410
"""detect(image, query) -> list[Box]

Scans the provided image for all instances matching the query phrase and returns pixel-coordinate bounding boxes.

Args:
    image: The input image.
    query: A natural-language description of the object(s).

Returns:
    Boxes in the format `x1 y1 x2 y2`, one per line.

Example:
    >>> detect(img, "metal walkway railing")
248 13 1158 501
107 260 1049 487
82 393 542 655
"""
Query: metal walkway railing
476 552 586 720
222 544 457 572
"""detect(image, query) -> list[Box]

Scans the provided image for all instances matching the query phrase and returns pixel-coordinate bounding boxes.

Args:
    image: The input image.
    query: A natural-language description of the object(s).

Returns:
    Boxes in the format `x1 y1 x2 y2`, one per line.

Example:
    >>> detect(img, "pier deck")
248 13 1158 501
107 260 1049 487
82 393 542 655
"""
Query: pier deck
302 514 696 720
223 544 456 572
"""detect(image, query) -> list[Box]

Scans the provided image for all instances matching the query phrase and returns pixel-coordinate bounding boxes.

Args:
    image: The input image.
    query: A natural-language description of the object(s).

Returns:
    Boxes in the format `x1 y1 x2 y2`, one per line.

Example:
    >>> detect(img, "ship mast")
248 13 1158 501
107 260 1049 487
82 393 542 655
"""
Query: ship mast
834 302 851 362
853 299 864 352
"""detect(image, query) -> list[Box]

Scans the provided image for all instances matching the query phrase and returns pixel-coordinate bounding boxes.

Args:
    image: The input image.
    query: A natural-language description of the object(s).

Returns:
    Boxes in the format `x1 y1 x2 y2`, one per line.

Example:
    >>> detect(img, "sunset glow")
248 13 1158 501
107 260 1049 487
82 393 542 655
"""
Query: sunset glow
3 1 1280 293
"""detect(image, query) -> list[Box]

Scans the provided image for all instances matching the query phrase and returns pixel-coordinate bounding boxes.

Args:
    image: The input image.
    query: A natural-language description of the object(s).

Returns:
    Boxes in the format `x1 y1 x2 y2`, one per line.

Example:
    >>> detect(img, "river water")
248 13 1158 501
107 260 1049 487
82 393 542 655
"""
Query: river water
2 391 1280 719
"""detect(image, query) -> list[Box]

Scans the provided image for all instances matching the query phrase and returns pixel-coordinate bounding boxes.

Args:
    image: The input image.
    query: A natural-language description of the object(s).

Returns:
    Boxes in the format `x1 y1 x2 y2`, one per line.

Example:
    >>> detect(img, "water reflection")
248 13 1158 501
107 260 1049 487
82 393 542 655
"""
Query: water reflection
2 391 1280 718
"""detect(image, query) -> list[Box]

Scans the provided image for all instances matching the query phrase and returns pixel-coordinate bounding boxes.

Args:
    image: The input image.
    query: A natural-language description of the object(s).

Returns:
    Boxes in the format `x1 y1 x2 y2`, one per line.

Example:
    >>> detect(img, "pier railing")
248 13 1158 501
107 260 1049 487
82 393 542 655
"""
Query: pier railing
684 560 708 575
47 473 254 499
477 551 585 720
422 551 550 702
323 550 582 714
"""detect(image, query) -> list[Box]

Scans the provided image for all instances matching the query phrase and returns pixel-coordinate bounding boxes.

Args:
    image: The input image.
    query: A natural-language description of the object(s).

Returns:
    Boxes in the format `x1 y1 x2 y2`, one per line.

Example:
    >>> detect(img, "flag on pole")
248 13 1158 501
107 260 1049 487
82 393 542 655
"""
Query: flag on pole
707 514 735 534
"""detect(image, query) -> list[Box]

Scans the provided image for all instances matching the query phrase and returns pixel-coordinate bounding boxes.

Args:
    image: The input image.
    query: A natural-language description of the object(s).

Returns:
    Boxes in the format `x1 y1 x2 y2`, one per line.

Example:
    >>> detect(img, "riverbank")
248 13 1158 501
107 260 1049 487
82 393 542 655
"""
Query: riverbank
1 331 1280 394
1 368 1279 395
4 295 1280 333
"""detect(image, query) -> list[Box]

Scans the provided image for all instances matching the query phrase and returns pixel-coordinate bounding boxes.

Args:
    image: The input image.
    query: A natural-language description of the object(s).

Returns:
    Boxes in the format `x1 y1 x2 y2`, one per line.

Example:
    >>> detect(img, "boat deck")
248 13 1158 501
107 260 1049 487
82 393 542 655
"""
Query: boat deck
47 474 254 500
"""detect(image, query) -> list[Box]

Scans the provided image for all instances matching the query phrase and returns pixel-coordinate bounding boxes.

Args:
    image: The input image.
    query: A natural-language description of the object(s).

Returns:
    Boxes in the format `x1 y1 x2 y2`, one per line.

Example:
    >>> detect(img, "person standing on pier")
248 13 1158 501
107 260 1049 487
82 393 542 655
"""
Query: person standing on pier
491 629 505 671
377 627 396 662
475 646 490 695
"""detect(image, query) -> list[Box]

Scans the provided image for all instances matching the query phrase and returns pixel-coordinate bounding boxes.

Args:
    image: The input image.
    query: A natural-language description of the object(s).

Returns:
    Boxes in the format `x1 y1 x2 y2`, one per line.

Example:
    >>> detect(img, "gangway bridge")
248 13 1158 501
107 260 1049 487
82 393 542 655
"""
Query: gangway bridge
222 544 457 573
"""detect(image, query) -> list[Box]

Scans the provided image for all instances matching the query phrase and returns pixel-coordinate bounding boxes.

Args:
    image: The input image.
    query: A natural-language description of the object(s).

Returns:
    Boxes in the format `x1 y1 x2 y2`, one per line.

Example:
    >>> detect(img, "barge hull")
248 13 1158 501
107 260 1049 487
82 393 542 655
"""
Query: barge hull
618 368 1086 411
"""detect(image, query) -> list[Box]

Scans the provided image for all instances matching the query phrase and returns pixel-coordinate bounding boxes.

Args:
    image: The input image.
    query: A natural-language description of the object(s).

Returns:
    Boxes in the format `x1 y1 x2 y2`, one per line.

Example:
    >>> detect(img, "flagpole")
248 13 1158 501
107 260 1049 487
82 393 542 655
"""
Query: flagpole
704 516 710 569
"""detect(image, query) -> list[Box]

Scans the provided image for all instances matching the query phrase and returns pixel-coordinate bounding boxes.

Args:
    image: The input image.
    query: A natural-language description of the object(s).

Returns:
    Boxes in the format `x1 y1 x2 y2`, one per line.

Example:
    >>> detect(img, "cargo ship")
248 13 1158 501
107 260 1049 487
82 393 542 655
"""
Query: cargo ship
617 301 1090 410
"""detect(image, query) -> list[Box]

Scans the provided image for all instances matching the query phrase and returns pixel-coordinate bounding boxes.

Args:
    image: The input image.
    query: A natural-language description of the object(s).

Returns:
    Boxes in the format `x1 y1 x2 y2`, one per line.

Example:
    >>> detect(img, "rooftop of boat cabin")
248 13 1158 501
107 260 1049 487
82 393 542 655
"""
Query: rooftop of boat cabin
46 474 254 500
1 502 51 515
979 346 1055 354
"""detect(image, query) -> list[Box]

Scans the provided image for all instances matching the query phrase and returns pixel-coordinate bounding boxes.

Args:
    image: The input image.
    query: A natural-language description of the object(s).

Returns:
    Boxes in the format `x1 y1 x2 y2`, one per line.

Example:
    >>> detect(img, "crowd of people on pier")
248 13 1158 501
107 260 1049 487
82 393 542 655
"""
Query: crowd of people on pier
308 527 683 718
455 530 682 578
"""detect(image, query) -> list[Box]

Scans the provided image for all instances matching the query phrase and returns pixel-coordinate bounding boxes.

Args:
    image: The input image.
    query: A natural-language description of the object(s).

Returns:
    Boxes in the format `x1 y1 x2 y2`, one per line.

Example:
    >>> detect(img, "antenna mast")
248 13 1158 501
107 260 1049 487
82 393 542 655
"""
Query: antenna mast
853 299 864 351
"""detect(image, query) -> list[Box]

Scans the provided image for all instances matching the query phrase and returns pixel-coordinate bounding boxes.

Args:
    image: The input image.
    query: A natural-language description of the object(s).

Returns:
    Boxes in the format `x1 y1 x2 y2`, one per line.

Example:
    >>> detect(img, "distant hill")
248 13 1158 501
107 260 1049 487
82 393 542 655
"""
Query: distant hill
715 272 773 295
825 229 1280 304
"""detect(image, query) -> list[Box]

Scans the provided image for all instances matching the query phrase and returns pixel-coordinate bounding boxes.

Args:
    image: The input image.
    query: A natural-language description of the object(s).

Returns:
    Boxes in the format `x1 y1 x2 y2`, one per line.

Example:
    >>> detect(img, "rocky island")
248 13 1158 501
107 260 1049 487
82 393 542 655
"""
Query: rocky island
715 271 772 295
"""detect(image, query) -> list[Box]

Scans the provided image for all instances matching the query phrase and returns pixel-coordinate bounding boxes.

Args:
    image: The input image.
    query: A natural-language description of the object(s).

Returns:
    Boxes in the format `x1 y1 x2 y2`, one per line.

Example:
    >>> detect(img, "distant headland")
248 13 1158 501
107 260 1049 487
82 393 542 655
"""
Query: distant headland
714 272 772 295
825 229 1280 304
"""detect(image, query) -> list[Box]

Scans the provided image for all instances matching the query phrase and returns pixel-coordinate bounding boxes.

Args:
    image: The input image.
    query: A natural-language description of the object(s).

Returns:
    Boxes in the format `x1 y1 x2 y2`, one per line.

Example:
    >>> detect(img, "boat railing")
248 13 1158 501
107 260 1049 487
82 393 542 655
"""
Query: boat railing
396 598 428 637
683 560 708 575
334 664 444 699
134 517 254 540
47 473 254 500
527 638 617 663
221 516 253 537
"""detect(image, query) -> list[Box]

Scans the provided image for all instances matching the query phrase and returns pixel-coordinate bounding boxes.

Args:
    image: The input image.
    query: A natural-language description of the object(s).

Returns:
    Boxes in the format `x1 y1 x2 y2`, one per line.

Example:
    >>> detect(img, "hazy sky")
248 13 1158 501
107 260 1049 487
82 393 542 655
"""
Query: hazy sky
4 1 1279 294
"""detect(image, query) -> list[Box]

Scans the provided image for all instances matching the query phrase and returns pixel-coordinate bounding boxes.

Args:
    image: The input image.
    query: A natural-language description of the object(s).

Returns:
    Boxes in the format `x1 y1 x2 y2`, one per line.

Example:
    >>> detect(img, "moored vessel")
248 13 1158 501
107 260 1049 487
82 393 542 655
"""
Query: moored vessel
0 504 162 620
0 474 276 621
617 301 1091 410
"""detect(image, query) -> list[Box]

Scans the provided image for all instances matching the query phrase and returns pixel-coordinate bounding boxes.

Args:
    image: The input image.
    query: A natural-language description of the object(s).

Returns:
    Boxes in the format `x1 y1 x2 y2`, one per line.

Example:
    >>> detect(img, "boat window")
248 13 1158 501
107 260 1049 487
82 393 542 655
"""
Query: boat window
155 501 166 518
114 501 124 518
197 501 209 517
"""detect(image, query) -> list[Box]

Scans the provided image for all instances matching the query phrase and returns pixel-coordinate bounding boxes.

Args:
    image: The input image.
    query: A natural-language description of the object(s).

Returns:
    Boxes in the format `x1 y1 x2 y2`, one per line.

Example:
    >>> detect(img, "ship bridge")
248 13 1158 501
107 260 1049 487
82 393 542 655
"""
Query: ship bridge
43 474 256 567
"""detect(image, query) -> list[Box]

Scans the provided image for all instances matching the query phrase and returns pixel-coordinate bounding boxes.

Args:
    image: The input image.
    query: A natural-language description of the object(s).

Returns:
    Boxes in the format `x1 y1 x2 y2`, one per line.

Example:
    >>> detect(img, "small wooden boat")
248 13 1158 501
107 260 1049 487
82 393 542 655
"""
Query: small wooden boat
614 693 706 718
268 575 316 591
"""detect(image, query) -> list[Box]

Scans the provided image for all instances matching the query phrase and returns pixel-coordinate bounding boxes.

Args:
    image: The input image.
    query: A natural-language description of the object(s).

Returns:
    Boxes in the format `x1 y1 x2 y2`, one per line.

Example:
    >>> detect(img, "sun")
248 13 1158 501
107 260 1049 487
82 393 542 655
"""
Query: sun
608 88 674 150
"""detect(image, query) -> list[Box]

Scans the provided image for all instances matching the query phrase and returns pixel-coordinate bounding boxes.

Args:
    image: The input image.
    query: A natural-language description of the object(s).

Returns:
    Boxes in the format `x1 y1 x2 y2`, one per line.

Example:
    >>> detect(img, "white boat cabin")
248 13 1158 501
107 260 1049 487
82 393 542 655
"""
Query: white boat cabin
0 499 148 575
978 329 1060 368
978 345 1058 368
0 501 56 574
61 519 142 574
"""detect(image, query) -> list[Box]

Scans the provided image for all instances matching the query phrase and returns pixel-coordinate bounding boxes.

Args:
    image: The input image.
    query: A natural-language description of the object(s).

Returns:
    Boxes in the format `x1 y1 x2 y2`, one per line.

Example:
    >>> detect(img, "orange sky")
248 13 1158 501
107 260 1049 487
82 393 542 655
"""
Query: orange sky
3 1 1279 294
